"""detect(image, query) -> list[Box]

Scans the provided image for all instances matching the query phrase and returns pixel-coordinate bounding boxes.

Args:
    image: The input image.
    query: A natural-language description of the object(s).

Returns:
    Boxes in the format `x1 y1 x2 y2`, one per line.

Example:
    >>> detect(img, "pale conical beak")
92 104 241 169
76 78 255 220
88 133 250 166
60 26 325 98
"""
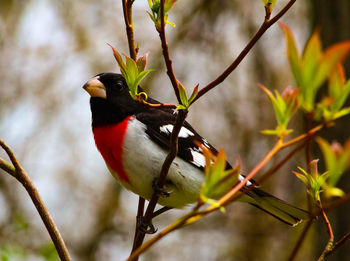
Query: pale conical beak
83 76 107 98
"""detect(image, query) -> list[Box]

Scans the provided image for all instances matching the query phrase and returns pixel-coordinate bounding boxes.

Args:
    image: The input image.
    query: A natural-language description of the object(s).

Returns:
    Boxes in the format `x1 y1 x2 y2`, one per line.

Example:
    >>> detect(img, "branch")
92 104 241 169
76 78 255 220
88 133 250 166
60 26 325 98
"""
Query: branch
0 139 71 261
158 0 181 103
128 0 299 258
128 109 188 260
325 231 350 258
122 0 137 60
127 207 199 261
129 139 284 257
127 119 334 257
191 0 297 104
317 200 334 261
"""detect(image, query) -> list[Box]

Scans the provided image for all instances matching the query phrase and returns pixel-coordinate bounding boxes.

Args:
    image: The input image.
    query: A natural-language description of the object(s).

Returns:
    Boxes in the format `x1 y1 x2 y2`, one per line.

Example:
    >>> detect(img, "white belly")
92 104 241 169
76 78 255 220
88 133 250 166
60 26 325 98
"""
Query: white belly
116 117 204 208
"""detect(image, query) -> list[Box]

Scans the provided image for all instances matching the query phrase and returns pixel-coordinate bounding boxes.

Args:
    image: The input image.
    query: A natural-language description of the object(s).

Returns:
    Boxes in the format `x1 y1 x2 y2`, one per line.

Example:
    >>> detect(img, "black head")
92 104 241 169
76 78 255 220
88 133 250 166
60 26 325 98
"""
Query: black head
83 72 143 127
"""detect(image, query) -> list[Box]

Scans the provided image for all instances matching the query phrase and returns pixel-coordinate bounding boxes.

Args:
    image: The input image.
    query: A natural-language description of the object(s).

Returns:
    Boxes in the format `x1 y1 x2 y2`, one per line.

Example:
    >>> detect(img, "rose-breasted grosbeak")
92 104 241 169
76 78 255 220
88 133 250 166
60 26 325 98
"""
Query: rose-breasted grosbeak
83 72 308 226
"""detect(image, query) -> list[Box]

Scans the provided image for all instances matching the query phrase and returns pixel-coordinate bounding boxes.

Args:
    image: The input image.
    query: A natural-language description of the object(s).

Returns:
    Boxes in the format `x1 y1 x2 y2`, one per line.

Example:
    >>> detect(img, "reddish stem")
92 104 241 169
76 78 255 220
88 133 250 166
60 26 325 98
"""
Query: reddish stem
191 0 297 104
158 0 181 102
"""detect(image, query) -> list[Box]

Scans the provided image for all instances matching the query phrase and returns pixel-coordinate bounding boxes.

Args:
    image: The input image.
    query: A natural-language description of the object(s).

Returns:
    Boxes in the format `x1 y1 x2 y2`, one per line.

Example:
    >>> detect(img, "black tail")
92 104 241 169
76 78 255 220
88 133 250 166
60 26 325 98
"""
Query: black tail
245 188 309 226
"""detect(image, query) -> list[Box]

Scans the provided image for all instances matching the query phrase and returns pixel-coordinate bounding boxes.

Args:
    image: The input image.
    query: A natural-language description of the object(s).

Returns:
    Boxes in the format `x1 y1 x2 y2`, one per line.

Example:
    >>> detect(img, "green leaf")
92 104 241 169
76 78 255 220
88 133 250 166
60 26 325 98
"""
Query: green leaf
136 53 148 72
259 84 298 137
108 44 152 101
178 83 189 108
262 0 276 8
260 129 279 135
200 148 240 200
188 84 199 104
317 137 350 186
108 43 127 76
301 30 322 91
293 161 325 202
313 41 350 89
324 186 345 198
280 23 303 91
135 70 152 87
292 171 308 185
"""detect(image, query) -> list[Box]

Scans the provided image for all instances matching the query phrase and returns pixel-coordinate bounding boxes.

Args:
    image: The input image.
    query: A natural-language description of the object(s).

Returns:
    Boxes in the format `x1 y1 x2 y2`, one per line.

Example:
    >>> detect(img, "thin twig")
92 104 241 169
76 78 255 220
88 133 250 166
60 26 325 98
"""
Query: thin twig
131 197 145 254
127 209 198 261
158 0 181 102
0 139 71 261
141 100 177 109
0 157 16 177
128 138 288 258
128 1 187 259
128 0 298 258
191 0 297 104
122 0 137 60
127 118 326 257
257 140 309 185
281 124 324 149
325 231 350 258
317 200 334 261
128 109 188 261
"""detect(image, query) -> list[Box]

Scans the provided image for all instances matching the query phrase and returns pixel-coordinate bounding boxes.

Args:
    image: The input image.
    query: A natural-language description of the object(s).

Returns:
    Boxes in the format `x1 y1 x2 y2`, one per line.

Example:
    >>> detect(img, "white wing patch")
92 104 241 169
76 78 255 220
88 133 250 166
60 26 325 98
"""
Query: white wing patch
239 175 253 186
190 149 206 168
159 124 194 138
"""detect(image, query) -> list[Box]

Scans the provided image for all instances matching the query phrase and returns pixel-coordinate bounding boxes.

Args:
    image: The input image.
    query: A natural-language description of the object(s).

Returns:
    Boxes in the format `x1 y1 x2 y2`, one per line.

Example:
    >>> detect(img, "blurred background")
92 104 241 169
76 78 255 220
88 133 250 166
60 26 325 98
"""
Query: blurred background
0 0 349 260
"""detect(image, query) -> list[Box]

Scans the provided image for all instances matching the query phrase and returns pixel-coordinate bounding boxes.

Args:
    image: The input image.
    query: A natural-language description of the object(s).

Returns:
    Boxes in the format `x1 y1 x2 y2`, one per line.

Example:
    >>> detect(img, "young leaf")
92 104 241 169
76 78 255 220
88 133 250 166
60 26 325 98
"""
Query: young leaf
178 83 189 108
198 144 240 201
316 137 350 186
313 41 350 89
188 84 199 104
259 84 298 137
136 53 148 72
280 24 303 91
108 44 152 101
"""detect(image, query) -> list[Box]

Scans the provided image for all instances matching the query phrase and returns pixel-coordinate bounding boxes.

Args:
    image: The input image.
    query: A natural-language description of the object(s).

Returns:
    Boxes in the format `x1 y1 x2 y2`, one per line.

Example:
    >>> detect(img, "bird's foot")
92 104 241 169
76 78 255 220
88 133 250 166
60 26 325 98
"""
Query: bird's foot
152 179 171 198
137 216 157 234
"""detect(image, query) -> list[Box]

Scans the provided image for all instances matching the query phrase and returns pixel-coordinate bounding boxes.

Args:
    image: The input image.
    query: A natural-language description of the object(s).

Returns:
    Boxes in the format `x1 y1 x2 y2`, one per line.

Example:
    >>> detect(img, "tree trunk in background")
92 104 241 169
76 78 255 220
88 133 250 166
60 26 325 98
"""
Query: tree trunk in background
310 0 350 260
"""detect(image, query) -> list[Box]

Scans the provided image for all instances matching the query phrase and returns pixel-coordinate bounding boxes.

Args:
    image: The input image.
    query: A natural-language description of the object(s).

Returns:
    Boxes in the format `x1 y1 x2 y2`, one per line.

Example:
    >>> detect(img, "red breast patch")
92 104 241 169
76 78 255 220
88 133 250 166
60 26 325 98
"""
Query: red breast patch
93 116 131 183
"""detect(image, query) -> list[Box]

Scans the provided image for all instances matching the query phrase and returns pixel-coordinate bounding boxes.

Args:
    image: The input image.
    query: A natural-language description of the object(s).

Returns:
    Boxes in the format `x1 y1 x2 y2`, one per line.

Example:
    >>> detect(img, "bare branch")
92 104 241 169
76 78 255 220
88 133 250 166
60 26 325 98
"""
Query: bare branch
192 0 297 104
122 0 137 60
0 139 72 261
158 0 181 102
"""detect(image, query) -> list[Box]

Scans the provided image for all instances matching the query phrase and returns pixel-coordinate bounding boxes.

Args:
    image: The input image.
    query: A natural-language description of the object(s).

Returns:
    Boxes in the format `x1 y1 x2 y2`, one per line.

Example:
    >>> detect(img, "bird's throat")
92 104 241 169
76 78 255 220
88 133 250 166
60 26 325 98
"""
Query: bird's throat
93 116 131 183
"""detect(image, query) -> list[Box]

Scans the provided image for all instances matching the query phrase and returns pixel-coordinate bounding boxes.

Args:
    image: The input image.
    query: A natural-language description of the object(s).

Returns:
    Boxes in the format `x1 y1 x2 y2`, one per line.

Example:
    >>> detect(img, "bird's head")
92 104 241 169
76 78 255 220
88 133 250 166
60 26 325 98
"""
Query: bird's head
83 73 144 126
83 72 135 103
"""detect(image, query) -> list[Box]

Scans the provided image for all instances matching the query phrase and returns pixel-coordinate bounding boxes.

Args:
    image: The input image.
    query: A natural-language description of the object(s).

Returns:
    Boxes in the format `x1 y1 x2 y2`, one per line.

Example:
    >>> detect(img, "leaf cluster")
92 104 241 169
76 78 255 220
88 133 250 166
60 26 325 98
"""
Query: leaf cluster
281 24 350 120
109 44 151 101
260 85 299 138
148 0 176 31
198 143 240 209
176 83 198 111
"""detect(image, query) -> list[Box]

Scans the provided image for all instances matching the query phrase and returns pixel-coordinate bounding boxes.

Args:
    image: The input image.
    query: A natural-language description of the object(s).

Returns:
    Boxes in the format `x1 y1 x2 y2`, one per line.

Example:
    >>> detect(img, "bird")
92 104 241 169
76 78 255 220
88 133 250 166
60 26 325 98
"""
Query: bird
83 72 308 226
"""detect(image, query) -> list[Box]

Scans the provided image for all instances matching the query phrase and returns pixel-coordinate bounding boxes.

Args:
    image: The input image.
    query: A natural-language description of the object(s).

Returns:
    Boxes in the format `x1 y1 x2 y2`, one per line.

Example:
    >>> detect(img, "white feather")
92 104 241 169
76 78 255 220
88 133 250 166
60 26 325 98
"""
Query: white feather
159 124 194 138
190 150 206 168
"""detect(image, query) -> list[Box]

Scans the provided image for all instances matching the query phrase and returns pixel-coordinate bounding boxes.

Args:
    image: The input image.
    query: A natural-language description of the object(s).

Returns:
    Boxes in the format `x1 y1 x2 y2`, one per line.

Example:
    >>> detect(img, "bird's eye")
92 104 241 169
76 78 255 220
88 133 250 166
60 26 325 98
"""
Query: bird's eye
114 80 124 91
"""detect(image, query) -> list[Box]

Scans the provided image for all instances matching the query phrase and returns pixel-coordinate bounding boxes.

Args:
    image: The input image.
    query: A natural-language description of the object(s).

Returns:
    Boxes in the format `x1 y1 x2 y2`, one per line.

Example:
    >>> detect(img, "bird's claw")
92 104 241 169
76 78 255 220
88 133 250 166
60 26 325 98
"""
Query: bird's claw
137 216 157 234
152 179 171 197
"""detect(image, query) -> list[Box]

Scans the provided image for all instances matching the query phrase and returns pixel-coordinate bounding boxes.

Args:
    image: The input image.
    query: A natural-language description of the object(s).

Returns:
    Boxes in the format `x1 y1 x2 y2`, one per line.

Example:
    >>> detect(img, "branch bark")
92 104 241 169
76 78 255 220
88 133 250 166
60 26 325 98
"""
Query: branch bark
158 0 181 103
0 139 71 261
122 0 137 60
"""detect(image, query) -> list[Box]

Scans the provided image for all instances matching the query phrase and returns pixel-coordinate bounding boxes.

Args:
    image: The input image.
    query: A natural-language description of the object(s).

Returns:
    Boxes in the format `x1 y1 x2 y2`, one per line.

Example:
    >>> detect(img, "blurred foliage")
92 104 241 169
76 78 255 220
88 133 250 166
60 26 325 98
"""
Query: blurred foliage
1 0 343 260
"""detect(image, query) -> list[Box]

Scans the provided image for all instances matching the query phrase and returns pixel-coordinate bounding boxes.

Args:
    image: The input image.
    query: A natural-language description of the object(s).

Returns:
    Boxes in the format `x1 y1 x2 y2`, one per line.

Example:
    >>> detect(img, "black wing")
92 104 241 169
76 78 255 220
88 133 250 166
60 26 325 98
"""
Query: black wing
135 108 227 171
